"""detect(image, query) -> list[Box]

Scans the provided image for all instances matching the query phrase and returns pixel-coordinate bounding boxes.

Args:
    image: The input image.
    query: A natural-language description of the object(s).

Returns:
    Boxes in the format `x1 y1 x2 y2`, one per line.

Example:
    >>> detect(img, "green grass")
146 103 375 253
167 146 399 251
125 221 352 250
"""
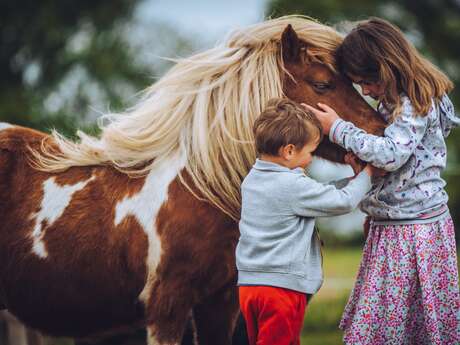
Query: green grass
322 246 363 278
300 246 363 345
301 331 343 345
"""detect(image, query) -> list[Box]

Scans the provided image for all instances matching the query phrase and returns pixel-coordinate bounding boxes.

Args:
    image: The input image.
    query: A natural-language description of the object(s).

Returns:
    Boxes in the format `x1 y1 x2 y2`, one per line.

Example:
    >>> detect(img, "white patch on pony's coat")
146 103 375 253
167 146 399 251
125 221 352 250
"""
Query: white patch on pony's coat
30 175 95 258
114 153 186 305
0 123 13 131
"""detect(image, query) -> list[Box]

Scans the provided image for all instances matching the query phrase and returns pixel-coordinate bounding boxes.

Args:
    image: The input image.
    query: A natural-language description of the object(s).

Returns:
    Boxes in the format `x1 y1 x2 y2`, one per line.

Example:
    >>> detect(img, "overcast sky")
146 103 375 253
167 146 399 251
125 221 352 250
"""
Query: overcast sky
135 0 269 44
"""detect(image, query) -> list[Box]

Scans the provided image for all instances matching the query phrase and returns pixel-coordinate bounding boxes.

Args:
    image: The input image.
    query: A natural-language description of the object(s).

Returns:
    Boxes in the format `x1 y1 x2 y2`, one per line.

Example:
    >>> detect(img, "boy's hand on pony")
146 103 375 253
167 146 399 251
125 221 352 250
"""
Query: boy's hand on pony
344 152 365 175
364 164 388 178
345 153 387 178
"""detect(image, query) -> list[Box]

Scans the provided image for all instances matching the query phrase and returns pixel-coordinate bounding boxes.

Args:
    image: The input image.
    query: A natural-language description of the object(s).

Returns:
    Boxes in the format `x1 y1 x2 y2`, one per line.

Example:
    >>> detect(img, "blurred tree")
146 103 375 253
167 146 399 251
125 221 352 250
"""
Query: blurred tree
0 0 151 136
267 0 460 232
268 0 460 102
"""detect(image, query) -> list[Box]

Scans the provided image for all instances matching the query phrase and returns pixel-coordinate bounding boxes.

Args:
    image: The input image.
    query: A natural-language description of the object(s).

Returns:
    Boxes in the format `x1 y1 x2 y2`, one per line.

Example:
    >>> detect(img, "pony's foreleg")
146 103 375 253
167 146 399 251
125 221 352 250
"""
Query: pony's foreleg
144 283 193 345
146 311 190 345
192 284 240 345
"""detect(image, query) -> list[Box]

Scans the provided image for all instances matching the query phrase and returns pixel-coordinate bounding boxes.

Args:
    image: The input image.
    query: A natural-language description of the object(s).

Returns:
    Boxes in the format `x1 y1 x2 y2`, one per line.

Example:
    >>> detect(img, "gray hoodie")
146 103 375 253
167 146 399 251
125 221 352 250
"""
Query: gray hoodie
330 94 460 220
236 159 371 294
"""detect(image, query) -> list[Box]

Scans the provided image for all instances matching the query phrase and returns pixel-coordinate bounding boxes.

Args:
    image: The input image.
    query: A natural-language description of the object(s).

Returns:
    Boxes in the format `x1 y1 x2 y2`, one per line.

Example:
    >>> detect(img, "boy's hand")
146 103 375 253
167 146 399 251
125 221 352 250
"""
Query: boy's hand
301 103 340 134
344 152 365 175
364 164 387 177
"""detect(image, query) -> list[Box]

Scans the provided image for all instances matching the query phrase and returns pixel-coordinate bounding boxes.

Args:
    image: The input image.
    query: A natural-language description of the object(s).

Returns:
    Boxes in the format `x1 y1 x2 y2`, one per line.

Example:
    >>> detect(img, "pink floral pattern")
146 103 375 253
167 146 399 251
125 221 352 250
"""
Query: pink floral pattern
340 214 460 344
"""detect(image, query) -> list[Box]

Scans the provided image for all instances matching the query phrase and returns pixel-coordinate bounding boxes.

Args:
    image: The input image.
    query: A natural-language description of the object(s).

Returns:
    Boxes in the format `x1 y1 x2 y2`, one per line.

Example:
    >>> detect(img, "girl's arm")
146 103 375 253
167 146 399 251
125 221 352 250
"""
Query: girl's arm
305 99 428 171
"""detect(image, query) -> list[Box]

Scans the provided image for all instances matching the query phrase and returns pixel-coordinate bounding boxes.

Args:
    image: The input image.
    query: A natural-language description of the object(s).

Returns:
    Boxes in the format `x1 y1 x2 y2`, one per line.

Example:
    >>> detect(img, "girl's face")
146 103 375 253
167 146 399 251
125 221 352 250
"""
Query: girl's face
348 74 385 101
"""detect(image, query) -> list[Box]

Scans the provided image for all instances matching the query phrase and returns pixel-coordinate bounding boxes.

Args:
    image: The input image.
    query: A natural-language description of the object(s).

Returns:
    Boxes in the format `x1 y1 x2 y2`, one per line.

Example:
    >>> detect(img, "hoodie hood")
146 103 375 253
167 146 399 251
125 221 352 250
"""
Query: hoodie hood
438 94 460 138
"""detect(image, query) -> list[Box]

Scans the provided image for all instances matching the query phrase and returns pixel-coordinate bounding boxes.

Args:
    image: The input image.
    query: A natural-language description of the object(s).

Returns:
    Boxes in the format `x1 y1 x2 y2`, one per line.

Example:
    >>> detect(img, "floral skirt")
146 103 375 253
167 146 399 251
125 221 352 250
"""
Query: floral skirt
339 212 460 345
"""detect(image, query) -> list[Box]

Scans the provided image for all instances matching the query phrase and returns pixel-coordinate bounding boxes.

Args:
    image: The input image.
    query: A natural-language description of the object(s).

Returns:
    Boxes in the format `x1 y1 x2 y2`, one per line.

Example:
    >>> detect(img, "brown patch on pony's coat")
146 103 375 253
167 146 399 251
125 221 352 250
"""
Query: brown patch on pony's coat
0 127 150 337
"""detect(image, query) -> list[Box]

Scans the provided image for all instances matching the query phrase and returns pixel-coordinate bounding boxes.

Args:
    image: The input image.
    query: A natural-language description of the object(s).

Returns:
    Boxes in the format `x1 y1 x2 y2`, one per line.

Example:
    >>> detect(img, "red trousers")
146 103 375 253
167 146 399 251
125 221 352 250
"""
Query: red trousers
239 286 307 345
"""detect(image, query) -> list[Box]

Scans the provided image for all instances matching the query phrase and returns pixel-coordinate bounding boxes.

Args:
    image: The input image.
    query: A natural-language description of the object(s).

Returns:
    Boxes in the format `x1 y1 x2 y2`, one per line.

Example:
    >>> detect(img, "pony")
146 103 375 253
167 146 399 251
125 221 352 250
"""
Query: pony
0 15 385 345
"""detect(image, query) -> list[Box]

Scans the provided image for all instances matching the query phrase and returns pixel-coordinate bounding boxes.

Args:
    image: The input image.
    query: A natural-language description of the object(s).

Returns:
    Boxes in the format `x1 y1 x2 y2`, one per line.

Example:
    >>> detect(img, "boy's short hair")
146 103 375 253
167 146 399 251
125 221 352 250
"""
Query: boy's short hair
253 98 323 156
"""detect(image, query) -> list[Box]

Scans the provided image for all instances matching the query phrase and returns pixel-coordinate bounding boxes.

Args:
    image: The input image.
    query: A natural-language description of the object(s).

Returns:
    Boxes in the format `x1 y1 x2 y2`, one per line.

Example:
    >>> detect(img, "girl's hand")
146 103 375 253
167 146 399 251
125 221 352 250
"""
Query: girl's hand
301 103 340 134
344 152 365 175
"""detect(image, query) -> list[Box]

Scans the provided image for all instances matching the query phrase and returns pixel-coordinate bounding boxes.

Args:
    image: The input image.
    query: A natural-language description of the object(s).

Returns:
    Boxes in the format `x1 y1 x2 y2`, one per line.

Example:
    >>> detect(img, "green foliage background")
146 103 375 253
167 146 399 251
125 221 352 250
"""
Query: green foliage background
0 0 152 136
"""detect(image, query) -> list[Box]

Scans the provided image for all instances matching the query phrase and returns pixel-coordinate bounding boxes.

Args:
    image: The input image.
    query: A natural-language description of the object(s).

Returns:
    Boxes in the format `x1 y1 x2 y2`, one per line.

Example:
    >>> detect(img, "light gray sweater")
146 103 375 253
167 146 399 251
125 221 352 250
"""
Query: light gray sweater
236 159 372 294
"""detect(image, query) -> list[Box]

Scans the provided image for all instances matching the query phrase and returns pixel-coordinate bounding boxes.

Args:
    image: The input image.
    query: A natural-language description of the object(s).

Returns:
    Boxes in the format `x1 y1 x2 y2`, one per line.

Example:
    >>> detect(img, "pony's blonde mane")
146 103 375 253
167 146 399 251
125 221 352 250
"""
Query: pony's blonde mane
31 15 342 220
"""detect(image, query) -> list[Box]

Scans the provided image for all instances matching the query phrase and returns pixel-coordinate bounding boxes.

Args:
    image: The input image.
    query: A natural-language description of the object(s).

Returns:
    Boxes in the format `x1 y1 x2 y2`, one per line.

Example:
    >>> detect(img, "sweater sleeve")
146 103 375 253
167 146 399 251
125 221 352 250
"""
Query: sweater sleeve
290 170 371 217
327 176 352 189
329 98 428 171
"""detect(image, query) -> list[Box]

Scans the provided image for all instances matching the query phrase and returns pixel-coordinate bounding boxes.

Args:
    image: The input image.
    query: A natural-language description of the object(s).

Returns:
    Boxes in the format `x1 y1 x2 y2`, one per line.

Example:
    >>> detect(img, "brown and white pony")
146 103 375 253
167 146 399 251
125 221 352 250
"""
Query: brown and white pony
0 16 385 345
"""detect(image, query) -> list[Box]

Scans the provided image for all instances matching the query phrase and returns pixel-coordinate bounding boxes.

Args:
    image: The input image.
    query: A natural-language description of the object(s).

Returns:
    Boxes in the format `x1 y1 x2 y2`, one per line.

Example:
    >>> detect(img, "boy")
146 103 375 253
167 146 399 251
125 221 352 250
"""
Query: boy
236 98 375 345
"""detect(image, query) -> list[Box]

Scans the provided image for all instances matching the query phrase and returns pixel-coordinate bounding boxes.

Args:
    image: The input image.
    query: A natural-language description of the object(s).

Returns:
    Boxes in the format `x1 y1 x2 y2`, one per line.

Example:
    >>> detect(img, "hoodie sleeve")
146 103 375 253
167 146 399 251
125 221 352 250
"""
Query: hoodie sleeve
329 97 428 172
439 94 460 138
327 176 353 189
290 170 371 217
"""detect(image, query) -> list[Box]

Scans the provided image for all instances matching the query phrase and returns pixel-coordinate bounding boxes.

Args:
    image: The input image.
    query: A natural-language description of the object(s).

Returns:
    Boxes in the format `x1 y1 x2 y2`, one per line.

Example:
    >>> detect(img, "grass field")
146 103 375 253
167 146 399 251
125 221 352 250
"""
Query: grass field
301 246 363 345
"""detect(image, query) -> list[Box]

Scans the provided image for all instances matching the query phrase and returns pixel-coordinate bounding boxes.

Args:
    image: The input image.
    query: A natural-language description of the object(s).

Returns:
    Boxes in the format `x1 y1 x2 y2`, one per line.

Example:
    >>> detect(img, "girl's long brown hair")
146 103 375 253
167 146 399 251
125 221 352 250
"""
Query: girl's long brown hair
336 17 453 119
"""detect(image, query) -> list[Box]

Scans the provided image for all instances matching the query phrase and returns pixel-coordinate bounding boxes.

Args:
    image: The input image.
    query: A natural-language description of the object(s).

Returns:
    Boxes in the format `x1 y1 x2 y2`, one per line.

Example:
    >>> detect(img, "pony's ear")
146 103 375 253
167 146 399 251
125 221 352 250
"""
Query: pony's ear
281 24 301 63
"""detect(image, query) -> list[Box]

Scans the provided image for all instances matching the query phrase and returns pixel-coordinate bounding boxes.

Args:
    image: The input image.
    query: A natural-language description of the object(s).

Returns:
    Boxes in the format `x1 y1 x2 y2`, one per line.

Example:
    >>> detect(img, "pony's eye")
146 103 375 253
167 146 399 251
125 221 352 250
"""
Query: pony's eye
312 82 332 92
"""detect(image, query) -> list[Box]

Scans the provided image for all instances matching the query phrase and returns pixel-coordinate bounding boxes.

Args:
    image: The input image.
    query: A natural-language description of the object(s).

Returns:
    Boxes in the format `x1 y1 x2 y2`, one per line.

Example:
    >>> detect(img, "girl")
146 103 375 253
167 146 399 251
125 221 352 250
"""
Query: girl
304 17 460 345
